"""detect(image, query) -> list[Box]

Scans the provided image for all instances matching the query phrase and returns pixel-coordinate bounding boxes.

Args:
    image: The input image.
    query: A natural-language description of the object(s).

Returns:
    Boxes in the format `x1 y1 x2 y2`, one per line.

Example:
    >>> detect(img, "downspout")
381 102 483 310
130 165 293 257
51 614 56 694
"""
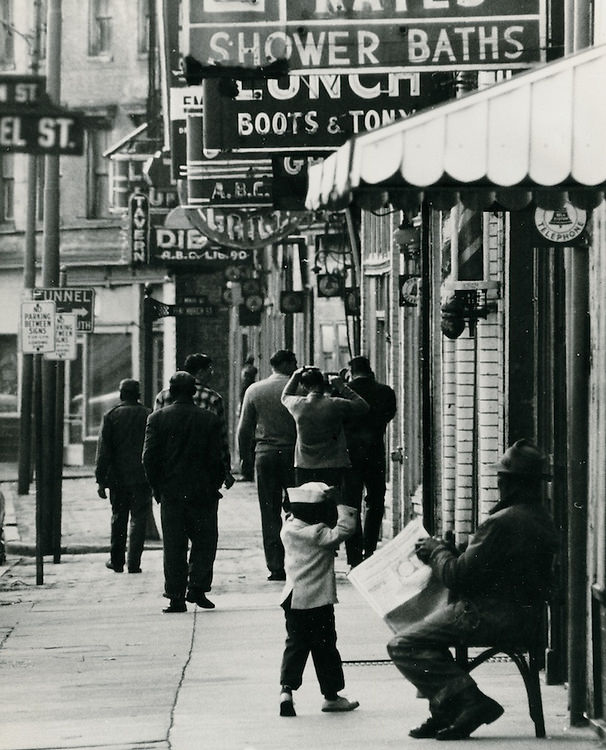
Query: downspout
420 197 435 535
566 0 591 727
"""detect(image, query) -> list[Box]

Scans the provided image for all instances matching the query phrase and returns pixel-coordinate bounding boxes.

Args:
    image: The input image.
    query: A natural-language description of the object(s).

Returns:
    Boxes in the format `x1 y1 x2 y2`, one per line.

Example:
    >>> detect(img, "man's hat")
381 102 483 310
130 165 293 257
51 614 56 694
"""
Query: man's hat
495 439 552 479
288 482 331 504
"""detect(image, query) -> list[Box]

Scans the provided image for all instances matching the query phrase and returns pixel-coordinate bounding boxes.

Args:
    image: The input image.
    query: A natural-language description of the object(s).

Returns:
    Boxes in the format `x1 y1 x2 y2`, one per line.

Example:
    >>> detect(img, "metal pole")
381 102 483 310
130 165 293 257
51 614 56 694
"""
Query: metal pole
52 267 67 563
34 353 44 584
420 197 434 535
565 247 589 726
41 0 62 554
18 0 43 495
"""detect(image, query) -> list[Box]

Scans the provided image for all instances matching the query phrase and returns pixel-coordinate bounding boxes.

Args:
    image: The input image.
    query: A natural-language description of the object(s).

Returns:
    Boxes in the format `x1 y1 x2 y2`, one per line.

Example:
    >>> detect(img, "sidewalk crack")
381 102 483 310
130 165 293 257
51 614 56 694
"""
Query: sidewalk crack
166 607 198 750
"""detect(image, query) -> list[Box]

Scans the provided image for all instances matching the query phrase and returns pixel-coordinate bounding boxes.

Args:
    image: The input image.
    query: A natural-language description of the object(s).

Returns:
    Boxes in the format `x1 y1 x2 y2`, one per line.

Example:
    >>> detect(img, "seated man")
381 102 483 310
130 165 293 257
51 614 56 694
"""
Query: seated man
387 439 559 741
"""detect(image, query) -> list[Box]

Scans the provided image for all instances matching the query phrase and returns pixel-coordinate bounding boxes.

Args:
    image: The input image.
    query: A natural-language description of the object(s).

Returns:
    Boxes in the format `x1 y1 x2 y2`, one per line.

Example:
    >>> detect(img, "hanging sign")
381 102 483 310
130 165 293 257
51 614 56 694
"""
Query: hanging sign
202 72 428 151
129 192 150 264
184 0 544 74
149 227 254 265
534 203 588 245
20 300 56 353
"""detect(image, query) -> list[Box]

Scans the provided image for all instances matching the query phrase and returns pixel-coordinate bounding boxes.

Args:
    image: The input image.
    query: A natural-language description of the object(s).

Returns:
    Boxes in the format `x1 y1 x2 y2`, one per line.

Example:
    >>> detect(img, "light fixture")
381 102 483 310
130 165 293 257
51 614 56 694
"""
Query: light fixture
393 214 420 259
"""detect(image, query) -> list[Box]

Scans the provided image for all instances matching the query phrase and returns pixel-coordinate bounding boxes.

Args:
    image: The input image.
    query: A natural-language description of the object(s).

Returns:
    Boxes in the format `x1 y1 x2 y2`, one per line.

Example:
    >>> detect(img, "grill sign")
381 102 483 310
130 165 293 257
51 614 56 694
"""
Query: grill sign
186 0 543 73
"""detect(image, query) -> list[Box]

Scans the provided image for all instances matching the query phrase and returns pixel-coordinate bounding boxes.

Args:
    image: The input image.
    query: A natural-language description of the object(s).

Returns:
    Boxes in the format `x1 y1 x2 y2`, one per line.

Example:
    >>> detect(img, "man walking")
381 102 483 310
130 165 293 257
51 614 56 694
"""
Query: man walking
144 372 225 613
95 379 151 574
155 352 235 489
237 349 298 581
343 356 397 567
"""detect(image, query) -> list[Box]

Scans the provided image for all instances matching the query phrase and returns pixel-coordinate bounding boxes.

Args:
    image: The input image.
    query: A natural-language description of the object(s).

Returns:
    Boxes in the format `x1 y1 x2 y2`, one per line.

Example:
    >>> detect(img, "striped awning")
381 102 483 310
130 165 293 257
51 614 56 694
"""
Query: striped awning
306 45 606 212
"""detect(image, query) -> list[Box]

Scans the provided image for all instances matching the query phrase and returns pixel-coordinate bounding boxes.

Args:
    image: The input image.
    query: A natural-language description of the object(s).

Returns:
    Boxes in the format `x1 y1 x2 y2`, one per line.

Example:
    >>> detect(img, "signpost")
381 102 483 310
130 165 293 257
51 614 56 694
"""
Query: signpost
31 287 95 332
20 300 56 353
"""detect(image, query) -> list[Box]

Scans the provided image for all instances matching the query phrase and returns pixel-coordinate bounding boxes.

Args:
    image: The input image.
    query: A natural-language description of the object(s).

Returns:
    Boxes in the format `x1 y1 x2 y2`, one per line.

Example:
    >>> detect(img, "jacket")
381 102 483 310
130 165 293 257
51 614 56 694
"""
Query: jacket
142 398 225 501
427 502 559 605
95 401 151 488
344 375 397 455
280 503 356 609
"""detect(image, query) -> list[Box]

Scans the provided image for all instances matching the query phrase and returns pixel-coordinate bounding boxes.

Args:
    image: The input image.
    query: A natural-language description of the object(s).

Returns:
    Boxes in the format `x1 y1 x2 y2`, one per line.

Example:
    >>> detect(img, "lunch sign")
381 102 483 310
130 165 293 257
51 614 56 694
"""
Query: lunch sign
185 0 545 74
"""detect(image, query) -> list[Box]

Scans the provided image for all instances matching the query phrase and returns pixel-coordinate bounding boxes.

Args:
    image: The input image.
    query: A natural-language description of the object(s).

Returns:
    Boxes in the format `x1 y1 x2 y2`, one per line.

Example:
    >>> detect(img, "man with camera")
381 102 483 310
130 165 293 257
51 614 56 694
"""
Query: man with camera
281 366 369 494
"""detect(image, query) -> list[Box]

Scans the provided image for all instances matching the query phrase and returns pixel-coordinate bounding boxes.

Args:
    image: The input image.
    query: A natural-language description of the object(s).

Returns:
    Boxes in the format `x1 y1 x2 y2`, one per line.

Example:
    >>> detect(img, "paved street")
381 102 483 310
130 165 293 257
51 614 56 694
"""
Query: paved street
0 472 599 750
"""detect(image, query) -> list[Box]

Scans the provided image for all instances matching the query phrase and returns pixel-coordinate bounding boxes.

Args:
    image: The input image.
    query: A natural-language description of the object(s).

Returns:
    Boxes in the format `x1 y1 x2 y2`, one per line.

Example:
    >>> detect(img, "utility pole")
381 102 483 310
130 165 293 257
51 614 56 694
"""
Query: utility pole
17 0 43 495
40 0 62 556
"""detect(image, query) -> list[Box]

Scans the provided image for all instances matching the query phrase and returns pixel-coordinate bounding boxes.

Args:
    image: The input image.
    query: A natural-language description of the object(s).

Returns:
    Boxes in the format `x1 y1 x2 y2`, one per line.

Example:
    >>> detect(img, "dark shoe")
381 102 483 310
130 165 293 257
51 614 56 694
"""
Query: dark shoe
162 599 187 613
186 590 215 609
279 690 296 717
128 567 142 574
409 716 449 739
105 560 123 573
436 691 504 741
267 571 286 581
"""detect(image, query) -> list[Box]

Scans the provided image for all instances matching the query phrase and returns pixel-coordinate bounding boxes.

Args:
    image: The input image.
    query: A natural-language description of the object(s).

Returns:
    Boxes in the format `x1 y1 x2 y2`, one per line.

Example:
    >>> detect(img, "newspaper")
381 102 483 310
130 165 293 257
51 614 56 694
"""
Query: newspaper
348 516 432 618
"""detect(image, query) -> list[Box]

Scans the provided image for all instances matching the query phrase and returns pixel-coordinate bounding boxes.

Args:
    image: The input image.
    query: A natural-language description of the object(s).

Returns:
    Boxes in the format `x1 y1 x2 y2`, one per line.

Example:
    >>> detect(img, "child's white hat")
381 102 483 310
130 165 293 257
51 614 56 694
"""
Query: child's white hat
288 482 331 504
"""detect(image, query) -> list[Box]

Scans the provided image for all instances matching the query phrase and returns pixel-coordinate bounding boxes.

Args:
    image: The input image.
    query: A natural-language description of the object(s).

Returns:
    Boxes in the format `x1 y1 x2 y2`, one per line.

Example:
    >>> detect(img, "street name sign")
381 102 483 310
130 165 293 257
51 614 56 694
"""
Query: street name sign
0 74 47 105
21 300 56 354
44 313 78 361
32 287 95 332
0 110 84 155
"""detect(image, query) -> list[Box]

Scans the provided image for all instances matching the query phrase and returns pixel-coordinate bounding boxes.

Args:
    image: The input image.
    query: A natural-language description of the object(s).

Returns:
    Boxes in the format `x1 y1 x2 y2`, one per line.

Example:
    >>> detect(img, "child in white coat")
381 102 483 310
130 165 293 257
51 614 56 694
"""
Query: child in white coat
278 482 359 717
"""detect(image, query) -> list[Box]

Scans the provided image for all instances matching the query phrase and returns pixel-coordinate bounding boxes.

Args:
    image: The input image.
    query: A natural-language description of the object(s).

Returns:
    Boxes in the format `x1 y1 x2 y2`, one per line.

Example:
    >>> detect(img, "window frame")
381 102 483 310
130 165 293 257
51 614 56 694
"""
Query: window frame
88 0 112 58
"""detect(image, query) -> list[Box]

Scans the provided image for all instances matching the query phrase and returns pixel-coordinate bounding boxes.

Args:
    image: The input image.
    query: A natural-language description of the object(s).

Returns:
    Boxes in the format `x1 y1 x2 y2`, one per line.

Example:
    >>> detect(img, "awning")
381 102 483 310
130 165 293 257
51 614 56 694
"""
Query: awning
306 45 606 212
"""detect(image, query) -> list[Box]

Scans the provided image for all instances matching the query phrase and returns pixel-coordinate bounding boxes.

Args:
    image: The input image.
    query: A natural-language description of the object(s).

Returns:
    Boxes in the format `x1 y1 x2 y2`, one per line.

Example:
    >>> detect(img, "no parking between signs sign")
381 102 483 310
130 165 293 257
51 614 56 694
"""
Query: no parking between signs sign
21 300 56 353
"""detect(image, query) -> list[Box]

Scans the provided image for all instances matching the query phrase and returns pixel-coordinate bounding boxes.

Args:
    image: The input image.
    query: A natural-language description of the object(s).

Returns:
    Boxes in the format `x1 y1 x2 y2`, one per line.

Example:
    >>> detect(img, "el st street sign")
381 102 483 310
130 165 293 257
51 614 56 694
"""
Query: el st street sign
0 74 84 155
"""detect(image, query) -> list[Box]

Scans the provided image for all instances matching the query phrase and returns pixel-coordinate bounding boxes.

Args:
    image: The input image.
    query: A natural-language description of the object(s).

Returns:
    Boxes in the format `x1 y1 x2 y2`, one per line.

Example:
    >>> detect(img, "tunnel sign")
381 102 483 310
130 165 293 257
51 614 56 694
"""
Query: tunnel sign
32 287 95 332
21 300 56 353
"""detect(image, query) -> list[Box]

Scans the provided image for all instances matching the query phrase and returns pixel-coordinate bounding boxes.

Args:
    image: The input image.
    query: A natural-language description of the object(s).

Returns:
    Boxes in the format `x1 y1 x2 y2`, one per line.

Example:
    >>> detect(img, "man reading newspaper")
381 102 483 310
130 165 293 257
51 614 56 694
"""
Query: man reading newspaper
386 440 558 741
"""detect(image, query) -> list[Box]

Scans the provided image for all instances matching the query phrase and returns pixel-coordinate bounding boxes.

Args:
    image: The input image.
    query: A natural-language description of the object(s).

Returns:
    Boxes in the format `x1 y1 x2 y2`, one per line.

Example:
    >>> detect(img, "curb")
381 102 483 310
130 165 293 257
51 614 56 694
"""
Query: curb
5 540 164 557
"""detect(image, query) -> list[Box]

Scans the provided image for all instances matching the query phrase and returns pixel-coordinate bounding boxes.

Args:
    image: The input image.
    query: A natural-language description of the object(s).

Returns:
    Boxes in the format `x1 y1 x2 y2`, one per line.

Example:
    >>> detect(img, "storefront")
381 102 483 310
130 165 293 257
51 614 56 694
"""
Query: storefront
306 43 606 729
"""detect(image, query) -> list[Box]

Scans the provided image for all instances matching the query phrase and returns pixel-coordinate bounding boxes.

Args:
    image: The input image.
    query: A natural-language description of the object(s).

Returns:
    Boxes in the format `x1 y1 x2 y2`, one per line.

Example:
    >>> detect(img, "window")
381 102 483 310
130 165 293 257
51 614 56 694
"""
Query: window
0 0 14 68
137 0 149 55
88 0 112 57
0 335 17 414
86 129 110 218
0 153 14 222
86 333 132 437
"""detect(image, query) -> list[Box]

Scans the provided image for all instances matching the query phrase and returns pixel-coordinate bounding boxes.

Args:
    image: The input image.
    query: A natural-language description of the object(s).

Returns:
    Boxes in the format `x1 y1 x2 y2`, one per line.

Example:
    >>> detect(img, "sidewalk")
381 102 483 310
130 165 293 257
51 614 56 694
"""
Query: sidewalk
0 471 599 750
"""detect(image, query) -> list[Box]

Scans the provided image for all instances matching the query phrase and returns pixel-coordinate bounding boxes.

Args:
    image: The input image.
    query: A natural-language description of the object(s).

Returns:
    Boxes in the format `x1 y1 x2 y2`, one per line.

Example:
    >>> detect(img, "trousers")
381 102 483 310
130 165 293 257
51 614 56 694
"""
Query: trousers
109 484 152 571
160 494 219 600
280 598 345 697
387 596 539 716
255 448 294 575
343 448 386 565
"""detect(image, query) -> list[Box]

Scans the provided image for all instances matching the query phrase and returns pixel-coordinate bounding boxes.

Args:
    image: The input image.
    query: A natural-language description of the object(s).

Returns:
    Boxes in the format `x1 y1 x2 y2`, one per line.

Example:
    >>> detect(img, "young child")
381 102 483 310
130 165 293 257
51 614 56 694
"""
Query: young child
278 482 359 717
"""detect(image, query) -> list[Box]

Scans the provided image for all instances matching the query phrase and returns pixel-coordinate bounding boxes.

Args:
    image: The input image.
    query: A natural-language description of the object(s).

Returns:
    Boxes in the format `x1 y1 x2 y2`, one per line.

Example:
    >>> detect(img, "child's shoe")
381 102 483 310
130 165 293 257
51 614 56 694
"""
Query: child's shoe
321 695 359 712
279 688 296 717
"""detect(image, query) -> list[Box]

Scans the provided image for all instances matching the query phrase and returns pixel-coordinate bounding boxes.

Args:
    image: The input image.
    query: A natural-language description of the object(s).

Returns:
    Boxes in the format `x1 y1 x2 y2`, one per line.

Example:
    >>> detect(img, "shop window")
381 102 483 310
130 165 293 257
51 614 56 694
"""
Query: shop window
88 0 112 57
86 333 132 437
0 153 14 222
0 335 17 414
137 0 150 55
86 129 110 218
0 0 14 69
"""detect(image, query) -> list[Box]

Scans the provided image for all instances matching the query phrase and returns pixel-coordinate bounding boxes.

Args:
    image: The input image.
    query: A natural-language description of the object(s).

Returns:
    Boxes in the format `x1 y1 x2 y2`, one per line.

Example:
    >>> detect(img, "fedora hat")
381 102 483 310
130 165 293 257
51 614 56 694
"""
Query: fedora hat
495 439 552 479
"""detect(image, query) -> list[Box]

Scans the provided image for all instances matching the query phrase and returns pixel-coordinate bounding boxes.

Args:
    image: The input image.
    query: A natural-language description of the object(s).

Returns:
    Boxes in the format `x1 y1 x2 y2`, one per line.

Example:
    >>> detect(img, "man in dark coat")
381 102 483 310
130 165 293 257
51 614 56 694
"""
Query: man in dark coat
343 356 396 567
95 378 151 574
143 372 225 613
387 439 559 741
